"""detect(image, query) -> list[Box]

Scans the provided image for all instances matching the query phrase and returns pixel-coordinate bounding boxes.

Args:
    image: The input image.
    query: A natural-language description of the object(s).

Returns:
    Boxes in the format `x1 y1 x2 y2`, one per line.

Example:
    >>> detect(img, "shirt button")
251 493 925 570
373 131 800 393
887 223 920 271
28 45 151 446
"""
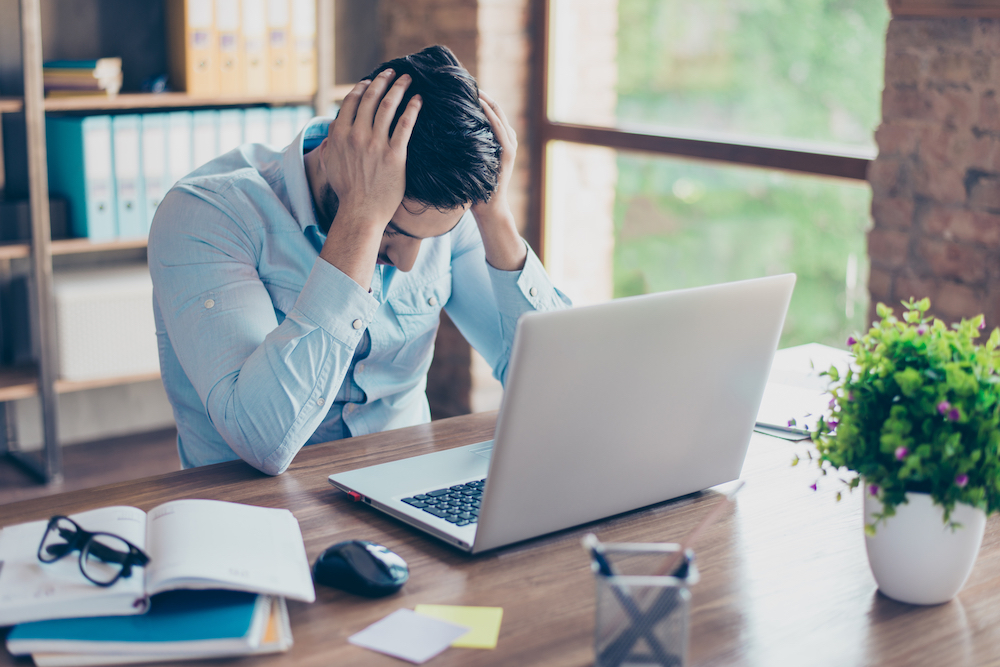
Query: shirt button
356 363 365 373
428 296 438 306
352 319 364 330
316 397 325 406
345 404 356 414
204 299 215 309
529 287 538 297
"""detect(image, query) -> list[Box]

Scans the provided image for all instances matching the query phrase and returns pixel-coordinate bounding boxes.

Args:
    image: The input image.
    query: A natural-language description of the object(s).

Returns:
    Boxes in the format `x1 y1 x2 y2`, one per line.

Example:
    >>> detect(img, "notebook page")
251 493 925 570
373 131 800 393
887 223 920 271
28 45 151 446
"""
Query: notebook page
143 499 314 602
0 506 147 626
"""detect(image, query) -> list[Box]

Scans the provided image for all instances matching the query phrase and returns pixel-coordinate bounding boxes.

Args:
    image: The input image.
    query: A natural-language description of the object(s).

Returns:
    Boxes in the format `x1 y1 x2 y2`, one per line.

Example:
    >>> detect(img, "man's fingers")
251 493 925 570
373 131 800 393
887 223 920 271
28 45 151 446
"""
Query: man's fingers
389 94 422 153
373 74 413 138
355 69 396 128
333 80 371 132
480 97 511 147
480 91 516 143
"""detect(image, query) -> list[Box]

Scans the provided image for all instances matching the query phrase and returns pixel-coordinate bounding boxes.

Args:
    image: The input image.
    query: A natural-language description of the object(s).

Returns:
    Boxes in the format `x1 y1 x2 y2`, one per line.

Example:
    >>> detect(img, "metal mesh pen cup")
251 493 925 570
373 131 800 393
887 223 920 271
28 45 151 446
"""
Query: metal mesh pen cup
593 542 698 667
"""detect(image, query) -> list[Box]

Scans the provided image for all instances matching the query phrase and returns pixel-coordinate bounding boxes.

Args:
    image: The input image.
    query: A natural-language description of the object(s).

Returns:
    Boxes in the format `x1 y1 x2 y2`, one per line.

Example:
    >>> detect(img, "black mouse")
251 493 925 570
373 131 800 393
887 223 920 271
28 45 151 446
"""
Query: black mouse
313 540 409 597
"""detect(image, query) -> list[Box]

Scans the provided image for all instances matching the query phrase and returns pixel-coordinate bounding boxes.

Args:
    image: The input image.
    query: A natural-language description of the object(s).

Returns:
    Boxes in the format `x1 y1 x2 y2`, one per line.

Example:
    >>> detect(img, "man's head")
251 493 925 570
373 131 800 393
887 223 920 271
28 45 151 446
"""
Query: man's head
365 45 501 211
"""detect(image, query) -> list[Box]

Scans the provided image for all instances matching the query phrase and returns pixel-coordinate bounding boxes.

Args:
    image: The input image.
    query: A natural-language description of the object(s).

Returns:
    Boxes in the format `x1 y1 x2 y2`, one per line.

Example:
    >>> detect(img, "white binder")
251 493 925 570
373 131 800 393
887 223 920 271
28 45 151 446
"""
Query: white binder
167 111 194 187
218 108 245 155
141 114 169 231
268 106 295 149
242 0 269 94
112 115 145 239
192 109 220 169
244 107 270 145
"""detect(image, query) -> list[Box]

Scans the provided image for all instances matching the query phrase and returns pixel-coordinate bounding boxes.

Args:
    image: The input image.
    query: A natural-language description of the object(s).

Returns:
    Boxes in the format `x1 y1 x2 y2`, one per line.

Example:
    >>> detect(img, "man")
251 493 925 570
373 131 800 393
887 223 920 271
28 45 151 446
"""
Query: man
148 46 570 475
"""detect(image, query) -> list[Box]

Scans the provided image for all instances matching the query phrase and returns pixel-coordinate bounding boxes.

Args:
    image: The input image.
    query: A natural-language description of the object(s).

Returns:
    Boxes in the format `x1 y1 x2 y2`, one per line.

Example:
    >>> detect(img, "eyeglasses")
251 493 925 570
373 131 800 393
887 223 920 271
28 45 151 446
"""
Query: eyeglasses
37 515 151 587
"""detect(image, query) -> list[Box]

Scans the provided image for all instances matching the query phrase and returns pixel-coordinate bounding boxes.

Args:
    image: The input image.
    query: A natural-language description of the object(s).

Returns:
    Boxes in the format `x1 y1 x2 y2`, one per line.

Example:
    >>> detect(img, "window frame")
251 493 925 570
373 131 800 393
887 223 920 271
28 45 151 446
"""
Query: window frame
528 0 875 259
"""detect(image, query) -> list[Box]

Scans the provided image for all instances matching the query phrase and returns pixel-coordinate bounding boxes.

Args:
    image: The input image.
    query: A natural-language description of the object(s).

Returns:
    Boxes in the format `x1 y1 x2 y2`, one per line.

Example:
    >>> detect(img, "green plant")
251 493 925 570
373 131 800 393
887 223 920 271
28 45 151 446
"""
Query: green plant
797 298 1000 534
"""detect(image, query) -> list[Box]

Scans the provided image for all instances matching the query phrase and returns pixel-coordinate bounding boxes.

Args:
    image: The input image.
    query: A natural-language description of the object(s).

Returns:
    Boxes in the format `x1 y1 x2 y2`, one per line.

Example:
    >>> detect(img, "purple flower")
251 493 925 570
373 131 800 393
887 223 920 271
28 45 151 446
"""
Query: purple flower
980 321 986 330
810 483 818 491
916 324 928 336
937 401 951 415
895 446 909 461
847 336 857 346
948 408 960 422
848 392 855 402
868 484 879 496
828 420 838 428
956 474 969 488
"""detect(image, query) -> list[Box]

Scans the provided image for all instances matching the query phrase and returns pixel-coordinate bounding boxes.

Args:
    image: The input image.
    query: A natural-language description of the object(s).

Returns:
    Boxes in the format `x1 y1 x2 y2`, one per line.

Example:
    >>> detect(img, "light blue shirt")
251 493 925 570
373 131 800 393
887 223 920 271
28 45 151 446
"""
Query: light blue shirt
148 119 571 475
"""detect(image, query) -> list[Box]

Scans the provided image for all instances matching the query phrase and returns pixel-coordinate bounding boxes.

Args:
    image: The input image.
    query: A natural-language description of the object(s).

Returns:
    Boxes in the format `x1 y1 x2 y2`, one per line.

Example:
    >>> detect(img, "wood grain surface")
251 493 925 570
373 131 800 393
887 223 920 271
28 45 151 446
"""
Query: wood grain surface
2 411 999 667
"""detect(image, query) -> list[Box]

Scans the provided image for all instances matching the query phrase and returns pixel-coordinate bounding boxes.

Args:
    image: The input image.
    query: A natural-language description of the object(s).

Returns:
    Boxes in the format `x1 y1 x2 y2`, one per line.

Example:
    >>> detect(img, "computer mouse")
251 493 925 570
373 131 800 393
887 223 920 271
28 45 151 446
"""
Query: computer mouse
312 540 409 597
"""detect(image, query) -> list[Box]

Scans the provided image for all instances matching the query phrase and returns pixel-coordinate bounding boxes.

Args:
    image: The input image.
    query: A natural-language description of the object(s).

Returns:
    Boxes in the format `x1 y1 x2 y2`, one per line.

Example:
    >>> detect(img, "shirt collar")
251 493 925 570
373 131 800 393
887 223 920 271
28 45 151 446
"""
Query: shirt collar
282 116 333 234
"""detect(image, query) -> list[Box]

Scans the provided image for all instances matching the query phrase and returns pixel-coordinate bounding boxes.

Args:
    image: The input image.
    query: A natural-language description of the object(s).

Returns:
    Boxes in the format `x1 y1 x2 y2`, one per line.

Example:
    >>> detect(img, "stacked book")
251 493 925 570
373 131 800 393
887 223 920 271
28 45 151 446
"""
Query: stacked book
44 58 123 98
0 499 315 666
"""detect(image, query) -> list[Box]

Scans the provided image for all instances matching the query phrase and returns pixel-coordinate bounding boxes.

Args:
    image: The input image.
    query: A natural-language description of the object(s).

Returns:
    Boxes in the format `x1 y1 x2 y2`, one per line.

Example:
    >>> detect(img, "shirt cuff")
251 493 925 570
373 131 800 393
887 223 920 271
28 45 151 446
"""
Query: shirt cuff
487 241 563 310
291 259 380 344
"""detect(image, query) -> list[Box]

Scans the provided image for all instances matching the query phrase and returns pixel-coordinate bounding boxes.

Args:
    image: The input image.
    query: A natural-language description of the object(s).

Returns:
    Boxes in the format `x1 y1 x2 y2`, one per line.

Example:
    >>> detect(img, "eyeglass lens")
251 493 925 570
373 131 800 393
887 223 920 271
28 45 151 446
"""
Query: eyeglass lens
82 534 133 585
39 517 81 563
39 517 133 584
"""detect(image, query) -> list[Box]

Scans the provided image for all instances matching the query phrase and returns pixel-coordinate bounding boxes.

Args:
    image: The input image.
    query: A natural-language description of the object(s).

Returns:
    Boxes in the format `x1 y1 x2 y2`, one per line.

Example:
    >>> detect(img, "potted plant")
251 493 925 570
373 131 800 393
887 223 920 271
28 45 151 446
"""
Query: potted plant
800 298 1000 605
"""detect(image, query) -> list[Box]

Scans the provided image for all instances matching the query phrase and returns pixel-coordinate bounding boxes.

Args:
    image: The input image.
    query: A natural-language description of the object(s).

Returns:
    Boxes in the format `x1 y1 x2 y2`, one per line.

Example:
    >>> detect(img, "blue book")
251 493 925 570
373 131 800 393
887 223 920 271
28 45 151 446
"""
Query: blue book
6 591 269 656
46 116 118 240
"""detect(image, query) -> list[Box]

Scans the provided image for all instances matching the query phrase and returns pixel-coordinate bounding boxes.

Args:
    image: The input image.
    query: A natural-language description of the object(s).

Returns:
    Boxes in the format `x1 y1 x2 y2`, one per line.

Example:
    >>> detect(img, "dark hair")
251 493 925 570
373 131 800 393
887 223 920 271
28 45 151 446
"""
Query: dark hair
365 45 500 210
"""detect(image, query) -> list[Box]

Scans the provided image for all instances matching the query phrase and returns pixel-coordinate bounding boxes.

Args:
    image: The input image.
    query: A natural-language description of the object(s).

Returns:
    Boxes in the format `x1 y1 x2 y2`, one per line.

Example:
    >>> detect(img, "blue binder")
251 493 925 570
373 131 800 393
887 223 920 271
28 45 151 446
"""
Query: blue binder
46 115 117 240
191 110 220 171
112 115 145 239
166 111 193 188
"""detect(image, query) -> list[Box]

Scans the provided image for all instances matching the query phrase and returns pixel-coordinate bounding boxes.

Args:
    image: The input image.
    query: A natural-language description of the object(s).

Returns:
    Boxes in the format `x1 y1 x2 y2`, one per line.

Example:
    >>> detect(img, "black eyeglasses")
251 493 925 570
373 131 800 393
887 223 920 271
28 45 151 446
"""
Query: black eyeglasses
37 515 151 587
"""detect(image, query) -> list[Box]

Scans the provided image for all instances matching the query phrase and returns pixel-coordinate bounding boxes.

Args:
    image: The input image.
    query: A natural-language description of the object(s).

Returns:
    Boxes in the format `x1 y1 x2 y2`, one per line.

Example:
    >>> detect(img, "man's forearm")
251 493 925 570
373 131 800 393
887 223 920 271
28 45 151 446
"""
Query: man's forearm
474 209 528 272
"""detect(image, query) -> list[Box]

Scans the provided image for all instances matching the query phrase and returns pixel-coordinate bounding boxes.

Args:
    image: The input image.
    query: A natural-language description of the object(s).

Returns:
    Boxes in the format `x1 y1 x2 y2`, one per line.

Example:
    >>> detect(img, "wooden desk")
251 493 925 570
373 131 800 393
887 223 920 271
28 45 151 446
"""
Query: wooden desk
2 411 1000 666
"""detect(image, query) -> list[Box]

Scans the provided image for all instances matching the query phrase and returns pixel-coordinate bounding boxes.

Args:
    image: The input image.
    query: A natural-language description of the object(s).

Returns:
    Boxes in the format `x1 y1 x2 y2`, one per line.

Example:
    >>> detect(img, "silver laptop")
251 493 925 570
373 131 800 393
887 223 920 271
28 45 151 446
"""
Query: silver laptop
329 273 796 553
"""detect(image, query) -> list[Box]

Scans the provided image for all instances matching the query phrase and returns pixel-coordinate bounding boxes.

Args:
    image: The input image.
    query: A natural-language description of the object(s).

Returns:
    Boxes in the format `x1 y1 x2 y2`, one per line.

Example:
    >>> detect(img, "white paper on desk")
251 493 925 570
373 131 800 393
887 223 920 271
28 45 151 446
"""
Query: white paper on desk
348 609 470 664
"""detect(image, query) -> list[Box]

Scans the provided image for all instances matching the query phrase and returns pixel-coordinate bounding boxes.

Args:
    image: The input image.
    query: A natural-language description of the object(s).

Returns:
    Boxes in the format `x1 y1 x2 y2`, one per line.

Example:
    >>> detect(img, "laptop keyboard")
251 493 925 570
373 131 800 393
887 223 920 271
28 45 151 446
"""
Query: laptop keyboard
401 479 485 527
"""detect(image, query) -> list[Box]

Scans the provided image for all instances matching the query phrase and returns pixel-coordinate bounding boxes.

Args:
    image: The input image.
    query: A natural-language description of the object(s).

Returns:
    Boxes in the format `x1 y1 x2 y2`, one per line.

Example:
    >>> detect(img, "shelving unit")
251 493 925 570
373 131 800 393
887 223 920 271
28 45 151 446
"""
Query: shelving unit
2 0 339 483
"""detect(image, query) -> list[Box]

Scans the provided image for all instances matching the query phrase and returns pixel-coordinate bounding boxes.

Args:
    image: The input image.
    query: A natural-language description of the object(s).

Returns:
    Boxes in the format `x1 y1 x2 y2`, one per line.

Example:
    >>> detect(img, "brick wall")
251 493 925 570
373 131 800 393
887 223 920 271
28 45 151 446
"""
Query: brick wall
378 0 532 418
868 17 1000 326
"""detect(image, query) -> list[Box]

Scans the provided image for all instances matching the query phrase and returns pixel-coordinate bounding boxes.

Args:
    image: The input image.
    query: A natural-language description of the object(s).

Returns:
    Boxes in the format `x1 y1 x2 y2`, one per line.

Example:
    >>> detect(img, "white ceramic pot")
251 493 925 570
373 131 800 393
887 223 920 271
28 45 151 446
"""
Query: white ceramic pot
864 491 986 605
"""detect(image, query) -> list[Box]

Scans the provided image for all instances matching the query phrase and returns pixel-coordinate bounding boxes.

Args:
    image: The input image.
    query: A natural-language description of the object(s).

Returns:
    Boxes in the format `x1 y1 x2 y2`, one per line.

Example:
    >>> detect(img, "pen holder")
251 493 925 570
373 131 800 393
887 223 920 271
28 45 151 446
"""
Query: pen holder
592 542 698 667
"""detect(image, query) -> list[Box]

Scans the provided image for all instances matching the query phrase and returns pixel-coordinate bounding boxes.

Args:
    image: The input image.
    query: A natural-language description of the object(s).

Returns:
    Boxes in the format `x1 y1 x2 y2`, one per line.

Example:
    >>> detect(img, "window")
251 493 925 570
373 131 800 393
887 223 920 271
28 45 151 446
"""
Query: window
537 0 889 347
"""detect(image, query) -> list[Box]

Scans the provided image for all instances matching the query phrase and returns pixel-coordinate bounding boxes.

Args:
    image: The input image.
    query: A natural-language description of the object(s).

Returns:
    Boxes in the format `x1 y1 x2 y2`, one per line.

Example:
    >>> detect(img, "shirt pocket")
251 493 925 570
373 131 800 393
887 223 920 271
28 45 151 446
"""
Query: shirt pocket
387 272 452 369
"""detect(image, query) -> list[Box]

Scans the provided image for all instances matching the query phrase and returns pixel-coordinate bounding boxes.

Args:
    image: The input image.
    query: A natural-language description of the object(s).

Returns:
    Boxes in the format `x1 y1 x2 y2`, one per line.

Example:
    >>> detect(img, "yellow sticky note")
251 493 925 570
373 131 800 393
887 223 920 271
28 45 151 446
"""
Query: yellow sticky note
413 605 503 649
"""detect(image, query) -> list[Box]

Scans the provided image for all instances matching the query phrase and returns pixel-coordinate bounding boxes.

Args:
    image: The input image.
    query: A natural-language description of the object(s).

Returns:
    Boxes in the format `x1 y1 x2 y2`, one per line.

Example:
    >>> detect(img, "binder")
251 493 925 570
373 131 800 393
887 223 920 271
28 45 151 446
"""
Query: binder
167 111 194 187
294 105 313 136
268 106 295 149
167 0 219 97
218 108 245 155
216 0 243 96
45 116 117 240
243 107 270 145
242 0 269 94
291 0 316 95
192 110 221 169
141 114 169 231
112 115 145 239
266 0 292 94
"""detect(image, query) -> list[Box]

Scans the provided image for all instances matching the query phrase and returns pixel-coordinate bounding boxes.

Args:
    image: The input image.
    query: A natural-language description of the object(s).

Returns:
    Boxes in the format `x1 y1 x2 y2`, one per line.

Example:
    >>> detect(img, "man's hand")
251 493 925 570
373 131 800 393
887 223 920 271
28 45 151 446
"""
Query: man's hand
472 91 528 272
316 70 422 288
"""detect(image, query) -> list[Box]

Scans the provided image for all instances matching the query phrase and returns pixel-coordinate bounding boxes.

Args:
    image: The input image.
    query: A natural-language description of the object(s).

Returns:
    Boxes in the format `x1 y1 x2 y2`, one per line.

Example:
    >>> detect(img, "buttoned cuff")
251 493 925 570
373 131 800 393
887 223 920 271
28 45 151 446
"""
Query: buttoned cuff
291 259 380 344
487 241 564 310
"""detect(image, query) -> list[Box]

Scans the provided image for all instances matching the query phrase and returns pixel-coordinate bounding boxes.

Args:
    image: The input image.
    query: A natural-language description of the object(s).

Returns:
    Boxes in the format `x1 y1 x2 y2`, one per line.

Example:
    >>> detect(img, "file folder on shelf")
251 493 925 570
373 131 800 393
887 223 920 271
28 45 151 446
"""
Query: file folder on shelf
46 116 117 240
167 0 220 97
218 108 245 155
294 105 313 136
266 0 292 95
112 115 146 239
291 0 316 95
141 114 169 231
216 0 244 95
268 106 295 150
243 107 270 145
192 110 221 169
167 111 194 188
242 0 269 94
